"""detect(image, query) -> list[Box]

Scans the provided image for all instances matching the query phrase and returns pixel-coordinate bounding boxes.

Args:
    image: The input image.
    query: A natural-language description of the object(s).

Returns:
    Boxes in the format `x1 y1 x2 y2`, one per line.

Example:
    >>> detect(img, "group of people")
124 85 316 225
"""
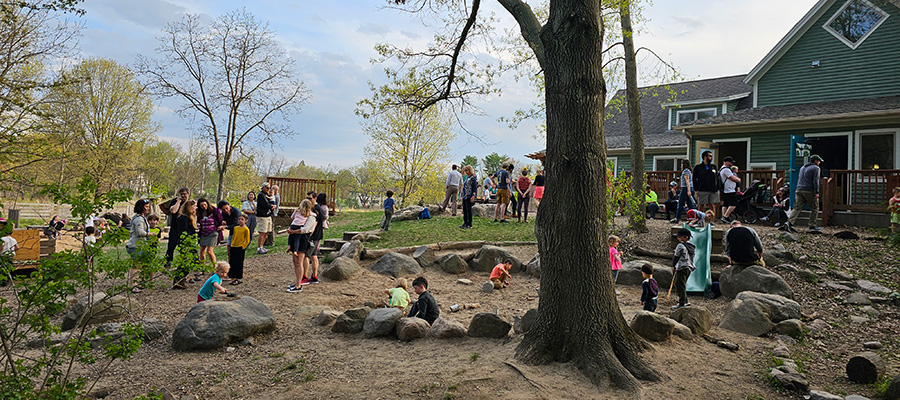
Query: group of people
439 163 545 228
641 151 827 233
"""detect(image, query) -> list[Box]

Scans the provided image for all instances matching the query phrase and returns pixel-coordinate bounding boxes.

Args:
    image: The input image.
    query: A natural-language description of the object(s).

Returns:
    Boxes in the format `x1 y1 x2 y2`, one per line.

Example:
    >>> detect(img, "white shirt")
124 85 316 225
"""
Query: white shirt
85 215 95 228
446 170 463 187
720 167 737 194
1 236 18 253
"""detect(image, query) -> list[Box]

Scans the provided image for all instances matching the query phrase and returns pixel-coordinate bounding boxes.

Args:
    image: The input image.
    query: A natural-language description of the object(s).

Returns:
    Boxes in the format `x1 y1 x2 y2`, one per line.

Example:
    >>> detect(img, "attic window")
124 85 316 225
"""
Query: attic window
676 108 717 126
824 0 888 49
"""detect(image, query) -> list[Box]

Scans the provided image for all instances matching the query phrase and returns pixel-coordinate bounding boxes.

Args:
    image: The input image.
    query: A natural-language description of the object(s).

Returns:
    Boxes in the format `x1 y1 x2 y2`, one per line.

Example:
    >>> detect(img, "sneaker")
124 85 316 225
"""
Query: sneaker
460 225 467 229
256 248 266 254
668 219 678 223
300 276 311 286
808 226 823 232
615 289 621 295
287 286 302 293
671 304 684 309
774 222 781 228
500 219 509 223
493 219 498 223
719 217 731 224
760 217 768 222
310 276 319 284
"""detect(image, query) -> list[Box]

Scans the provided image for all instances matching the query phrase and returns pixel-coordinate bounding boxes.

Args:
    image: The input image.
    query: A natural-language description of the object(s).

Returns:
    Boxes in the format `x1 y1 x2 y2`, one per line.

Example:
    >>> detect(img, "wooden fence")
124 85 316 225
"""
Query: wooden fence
821 169 900 224
266 177 337 212
1 202 132 225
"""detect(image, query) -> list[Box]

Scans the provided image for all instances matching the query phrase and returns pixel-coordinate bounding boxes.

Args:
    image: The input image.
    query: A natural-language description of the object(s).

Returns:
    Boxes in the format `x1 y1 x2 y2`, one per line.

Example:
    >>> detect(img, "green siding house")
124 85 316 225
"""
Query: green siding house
675 0 900 226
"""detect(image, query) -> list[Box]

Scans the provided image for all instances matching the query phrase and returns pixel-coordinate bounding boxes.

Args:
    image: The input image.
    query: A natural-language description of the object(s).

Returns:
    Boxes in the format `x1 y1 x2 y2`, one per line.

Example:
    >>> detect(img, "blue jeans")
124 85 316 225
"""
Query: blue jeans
643 298 658 312
674 188 695 221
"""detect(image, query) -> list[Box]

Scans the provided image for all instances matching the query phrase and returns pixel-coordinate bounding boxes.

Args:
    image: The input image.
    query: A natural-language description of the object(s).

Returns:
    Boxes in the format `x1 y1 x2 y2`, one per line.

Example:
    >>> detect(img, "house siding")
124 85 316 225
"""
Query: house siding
757 0 900 107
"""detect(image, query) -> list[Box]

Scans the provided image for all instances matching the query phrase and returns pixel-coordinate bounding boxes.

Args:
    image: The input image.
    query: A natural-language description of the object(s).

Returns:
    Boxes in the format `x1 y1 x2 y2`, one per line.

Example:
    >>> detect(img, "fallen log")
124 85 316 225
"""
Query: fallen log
362 241 538 260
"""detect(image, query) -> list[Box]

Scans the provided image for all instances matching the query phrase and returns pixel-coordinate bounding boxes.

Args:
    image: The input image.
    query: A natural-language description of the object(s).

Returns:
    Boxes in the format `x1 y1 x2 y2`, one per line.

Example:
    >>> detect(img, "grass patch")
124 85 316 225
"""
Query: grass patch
873 374 892 397
470 353 479 362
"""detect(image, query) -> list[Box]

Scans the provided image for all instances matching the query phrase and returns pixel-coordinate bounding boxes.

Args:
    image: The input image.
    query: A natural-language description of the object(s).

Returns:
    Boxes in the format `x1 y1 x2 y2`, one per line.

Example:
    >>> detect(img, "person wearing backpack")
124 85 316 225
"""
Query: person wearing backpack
719 156 741 223
692 151 720 217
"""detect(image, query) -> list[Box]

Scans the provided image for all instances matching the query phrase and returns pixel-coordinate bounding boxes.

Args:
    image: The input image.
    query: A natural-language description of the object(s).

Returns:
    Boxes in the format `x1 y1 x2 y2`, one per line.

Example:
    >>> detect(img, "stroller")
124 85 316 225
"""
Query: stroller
733 180 768 224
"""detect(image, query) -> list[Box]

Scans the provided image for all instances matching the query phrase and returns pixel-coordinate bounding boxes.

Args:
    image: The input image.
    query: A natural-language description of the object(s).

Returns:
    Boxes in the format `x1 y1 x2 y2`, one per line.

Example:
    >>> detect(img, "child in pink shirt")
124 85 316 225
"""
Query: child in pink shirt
609 235 623 294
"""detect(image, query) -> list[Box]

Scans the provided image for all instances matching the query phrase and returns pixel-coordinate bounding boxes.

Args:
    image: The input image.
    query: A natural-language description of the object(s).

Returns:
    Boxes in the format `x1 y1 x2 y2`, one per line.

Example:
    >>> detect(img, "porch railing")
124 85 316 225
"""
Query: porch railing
643 170 785 205
267 177 337 212
821 169 900 224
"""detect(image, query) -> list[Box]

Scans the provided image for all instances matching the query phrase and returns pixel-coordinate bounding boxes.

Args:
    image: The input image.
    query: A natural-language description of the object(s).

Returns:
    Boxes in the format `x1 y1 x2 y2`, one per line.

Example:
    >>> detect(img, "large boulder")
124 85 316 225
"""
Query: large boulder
439 254 468 274
332 307 371 333
363 308 402 338
736 292 801 322
671 306 712 335
396 317 430 341
392 205 440 222
524 253 541 278
321 257 363 281
337 240 364 261
719 264 793 299
719 297 776 337
467 313 511 338
370 252 423 278
471 204 496 218
616 261 672 290
430 317 467 339
171 297 276 351
62 293 139 331
629 311 674 342
468 245 521 273
513 308 538 335
413 246 435 268
886 372 900 400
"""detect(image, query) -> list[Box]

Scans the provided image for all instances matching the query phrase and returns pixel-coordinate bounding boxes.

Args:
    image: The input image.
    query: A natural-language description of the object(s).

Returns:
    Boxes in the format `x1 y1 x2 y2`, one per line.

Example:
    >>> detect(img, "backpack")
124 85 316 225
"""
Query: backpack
419 208 431 219
718 166 728 192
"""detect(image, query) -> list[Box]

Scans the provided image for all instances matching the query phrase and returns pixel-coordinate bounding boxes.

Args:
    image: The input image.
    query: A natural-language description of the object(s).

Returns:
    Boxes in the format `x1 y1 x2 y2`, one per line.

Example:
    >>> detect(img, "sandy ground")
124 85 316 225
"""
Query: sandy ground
17 216 899 399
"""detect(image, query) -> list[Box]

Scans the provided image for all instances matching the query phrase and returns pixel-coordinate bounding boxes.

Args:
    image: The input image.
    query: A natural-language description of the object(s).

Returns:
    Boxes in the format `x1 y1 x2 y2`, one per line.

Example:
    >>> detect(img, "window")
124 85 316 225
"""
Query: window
653 156 681 171
824 0 888 49
859 133 894 170
676 108 717 126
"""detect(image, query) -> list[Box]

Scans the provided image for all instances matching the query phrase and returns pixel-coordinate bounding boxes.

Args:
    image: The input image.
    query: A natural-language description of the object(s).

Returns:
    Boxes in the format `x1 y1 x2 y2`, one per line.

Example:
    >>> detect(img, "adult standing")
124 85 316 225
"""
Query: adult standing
460 165 478 229
441 165 463 216
196 198 223 265
241 191 257 242
218 200 241 262
516 168 532 222
718 156 741 223
724 220 764 266
255 183 276 254
692 150 720 215
532 169 545 208
644 185 659 219
171 199 198 289
125 199 155 293
506 164 518 218
784 155 824 233
265 185 281 247
308 193 330 284
493 164 512 223
670 160 696 223
159 187 190 229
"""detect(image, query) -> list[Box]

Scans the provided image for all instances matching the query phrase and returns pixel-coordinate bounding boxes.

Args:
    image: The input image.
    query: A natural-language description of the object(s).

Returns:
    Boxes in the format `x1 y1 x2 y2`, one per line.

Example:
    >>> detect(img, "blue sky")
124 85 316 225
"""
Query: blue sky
74 0 818 169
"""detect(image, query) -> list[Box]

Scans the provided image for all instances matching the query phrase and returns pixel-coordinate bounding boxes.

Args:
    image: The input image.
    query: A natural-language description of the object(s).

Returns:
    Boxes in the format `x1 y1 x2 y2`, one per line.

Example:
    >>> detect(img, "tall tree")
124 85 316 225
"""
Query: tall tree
460 155 478 170
137 8 309 201
481 152 507 177
384 0 662 393
46 58 159 197
620 0 646 232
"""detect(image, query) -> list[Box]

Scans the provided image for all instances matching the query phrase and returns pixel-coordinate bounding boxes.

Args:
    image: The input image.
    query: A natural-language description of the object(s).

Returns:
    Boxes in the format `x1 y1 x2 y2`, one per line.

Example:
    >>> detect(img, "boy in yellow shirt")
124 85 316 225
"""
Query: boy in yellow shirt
228 214 251 285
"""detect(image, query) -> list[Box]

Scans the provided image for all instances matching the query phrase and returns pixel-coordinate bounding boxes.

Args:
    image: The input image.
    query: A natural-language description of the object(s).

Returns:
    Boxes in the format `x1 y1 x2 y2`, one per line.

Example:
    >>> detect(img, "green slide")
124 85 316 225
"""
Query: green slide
684 223 712 293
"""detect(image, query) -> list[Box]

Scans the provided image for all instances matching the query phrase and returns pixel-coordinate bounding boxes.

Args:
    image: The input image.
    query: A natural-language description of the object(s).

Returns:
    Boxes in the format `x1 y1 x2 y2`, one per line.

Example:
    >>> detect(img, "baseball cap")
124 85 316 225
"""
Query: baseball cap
810 154 824 162
669 181 677 186
261 182 270 189
723 156 735 163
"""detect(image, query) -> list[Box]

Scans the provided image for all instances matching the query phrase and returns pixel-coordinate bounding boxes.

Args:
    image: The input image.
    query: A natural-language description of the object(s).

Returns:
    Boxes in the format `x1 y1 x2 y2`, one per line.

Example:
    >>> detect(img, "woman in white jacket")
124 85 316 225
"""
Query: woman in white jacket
285 199 317 293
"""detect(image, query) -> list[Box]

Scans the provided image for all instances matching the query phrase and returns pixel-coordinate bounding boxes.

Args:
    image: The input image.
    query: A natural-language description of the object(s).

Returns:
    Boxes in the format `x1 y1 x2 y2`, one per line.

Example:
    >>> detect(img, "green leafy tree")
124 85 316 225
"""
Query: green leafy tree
460 155 479 170
481 152 507 178
137 9 309 201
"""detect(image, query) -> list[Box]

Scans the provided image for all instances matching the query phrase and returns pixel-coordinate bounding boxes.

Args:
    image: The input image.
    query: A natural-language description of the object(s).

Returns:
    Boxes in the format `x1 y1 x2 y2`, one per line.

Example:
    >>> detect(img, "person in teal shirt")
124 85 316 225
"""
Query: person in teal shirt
198 261 229 302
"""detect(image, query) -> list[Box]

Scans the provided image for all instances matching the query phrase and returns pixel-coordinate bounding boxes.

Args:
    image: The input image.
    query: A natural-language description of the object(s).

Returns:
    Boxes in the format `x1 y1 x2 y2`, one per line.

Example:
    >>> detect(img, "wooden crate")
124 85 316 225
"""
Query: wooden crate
8 229 55 263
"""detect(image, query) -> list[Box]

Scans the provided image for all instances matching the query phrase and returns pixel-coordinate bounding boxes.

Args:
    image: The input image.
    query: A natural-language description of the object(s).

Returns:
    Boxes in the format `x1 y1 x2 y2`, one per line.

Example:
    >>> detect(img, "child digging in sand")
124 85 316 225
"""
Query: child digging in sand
384 278 410 312
198 261 229 303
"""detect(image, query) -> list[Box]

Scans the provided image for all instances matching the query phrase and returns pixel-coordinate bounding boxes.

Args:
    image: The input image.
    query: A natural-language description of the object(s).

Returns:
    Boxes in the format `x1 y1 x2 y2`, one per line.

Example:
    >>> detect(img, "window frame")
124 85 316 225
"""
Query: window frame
822 0 889 50
652 155 682 172
854 129 899 171
674 108 718 128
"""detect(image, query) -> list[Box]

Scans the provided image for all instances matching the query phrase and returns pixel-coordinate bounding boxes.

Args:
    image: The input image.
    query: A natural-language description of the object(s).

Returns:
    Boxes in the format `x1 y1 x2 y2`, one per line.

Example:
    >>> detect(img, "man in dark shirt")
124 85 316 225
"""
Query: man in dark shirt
407 276 440 325
493 165 512 223
692 150 720 215
724 220 764 266
255 183 275 254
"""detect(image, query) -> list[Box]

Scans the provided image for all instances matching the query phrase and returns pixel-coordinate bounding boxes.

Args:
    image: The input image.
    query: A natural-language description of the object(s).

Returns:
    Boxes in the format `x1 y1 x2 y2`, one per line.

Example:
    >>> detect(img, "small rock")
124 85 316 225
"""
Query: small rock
456 279 473 285
321 257 363 281
332 308 370 334
856 280 891 294
363 301 377 309
439 254 468 274
774 319 804 339
823 282 855 291
513 309 538 335
828 270 854 281
886 372 900 400
778 232 800 242
798 255 808 262
240 338 254 346
717 341 739 351
412 246 435 268
860 306 881 318
809 390 842 400
363 308 402 338
314 310 340 326
772 244 786 251
869 296 891 304
396 317 430 341
776 264 798 273
844 395 871 400
774 372 808 392
863 341 883 350
798 269 819 283
464 303 480 309
671 320 693 340
846 352 885 384
776 358 799 374
845 292 872 305
850 316 869 324
226 346 236 352
773 343 791 357
671 306 712 335
430 317 467 339
833 230 859 240
806 320 830 335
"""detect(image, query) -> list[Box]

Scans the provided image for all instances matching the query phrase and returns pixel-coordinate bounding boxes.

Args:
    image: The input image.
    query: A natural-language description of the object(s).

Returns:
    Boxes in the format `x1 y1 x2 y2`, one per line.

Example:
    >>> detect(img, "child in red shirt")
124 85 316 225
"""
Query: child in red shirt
490 260 512 289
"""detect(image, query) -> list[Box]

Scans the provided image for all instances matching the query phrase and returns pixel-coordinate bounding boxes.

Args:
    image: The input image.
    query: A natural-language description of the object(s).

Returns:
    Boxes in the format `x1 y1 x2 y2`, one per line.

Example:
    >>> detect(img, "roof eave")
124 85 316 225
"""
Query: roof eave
661 92 752 108
676 109 900 135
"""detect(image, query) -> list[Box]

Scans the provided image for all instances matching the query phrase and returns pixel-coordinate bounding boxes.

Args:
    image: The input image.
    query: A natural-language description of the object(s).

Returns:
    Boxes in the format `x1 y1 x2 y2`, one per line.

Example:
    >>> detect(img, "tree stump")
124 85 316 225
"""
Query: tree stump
846 351 885 383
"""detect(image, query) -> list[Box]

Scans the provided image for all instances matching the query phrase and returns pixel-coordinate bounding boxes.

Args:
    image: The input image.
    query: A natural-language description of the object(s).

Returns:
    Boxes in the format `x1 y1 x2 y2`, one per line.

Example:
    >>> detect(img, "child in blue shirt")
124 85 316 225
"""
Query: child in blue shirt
640 263 659 312
381 191 396 231
198 261 229 303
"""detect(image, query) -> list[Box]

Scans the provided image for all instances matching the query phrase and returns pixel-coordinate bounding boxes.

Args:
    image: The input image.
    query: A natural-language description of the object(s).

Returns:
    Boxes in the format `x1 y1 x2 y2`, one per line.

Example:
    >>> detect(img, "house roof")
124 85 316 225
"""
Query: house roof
674 95 900 133
744 0 834 85
604 75 752 149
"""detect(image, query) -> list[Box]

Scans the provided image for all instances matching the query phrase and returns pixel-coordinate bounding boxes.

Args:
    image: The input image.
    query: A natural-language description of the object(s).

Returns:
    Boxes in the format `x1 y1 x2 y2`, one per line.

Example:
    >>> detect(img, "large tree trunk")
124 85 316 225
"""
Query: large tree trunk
515 0 662 395
621 1 646 233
